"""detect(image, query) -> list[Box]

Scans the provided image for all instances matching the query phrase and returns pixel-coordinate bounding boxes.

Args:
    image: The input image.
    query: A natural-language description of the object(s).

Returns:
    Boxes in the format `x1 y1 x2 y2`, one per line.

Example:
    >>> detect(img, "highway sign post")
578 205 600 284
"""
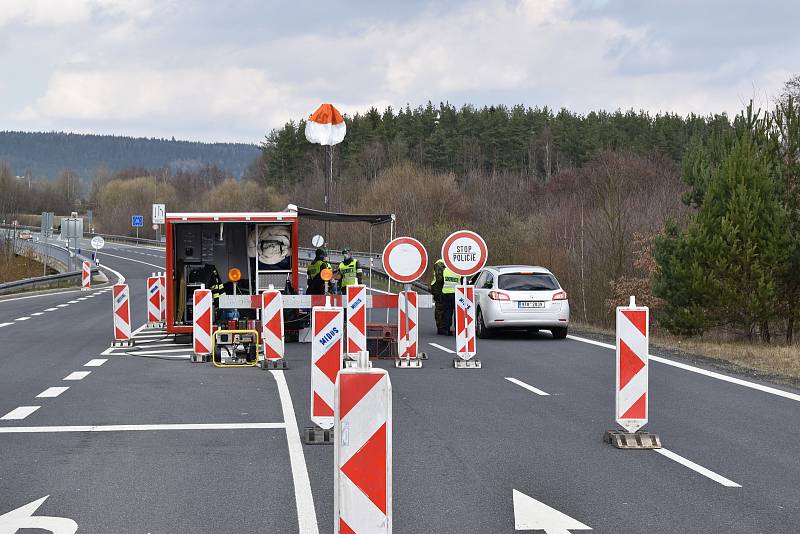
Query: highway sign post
442 230 487 368
132 215 143 240
40 211 54 276
382 237 428 368
152 203 165 241
605 296 662 449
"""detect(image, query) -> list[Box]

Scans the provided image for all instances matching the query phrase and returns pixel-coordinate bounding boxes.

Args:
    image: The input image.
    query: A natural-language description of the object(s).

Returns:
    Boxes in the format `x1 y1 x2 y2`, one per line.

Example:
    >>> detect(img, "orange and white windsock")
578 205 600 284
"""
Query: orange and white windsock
305 103 347 146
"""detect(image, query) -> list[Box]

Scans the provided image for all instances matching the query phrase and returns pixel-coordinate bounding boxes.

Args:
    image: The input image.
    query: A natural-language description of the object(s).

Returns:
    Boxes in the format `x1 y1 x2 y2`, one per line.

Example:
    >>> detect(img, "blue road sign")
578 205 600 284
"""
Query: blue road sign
132 215 144 227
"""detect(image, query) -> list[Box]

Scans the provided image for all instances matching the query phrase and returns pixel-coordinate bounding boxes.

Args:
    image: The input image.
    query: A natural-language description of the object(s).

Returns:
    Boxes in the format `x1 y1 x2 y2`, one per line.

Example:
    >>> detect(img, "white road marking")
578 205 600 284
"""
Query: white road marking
428 342 455 354
505 377 550 396
30 312 44 316
0 422 286 433
0 495 78 532
654 447 741 487
63 371 91 381
84 359 107 367
15 317 31 321
132 338 174 344
270 370 319 534
1 406 41 420
96 250 163 269
67 300 79 304
36 387 69 398
567 334 800 403
44 308 58 312
125 342 183 349
77 297 88 301
0 322 12 328
56 304 69 308
513 489 591 531
0 288 85 303
130 348 194 355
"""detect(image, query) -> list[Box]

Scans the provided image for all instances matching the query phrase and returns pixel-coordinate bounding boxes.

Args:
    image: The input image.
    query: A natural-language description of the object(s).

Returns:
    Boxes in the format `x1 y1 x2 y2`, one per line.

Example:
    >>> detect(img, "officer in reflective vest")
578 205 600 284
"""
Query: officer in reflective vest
440 266 459 335
430 259 445 333
337 248 363 290
306 248 331 295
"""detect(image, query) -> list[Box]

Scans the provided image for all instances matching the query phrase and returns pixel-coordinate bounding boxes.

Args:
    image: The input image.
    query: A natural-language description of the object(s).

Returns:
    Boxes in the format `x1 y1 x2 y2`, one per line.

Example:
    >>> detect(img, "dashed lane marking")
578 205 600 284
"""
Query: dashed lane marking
67 300 80 304
14 317 31 321
84 359 107 367
30 312 44 316
56 304 69 308
36 387 69 398
0 422 286 433
428 342 455 354
1 406 41 420
505 377 550 396
0 322 12 328
63 371 91 381
44 308 58 312
654 447 741 487
567 334 800 403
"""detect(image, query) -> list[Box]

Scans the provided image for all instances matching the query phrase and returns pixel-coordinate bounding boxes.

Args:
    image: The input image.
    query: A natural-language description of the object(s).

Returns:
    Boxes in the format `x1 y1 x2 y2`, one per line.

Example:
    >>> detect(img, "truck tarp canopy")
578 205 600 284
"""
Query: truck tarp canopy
296 206 393 225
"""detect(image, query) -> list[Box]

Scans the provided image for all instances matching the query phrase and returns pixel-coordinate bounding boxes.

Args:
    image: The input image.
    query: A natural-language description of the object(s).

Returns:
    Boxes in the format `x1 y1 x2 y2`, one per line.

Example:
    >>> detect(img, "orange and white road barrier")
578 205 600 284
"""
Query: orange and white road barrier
396 290 422 368
192 289 213 362
261 289 286 370
159 272 166 322
308 305 343 439
146 275 162 326
335 365 392 533
111 284 132 347
454 285 480 368
81 261 91 290
346 285 367 363
616 296 649 433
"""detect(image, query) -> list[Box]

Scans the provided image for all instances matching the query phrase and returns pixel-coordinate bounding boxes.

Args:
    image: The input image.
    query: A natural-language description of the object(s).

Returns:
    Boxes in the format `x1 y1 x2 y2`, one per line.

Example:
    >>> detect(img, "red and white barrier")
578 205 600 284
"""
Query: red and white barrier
261 290 285 367
81 261 91 290
311 305 343 430
193 289 213 360
111 283 131 345
159 272 167 322
455 285 476 359
346 285 367 359
397 290 419 363
616 296 649 433
146 275 162 325
335 367 392 533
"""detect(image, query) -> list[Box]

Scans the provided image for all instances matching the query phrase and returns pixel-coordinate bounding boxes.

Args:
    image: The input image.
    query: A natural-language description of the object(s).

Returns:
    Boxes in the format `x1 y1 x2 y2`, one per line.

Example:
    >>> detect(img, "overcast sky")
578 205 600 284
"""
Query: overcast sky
0 0 797 143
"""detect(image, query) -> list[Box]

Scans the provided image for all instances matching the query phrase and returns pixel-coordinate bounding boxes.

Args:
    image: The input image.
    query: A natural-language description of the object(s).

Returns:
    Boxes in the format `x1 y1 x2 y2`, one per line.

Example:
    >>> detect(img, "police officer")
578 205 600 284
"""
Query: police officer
430 258 446 333
306 248 331 295
337 248 363 290
440 264 460 335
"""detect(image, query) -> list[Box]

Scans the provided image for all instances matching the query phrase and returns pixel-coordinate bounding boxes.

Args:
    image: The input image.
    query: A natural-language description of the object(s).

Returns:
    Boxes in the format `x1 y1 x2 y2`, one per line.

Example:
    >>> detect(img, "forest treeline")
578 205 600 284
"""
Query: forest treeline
0 131 260 180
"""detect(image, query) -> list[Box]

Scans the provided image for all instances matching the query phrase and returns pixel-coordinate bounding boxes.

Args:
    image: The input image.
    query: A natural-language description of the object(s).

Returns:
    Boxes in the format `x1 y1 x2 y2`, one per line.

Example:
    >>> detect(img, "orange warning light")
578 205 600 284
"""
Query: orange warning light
228 268 242 282
320 268 333 281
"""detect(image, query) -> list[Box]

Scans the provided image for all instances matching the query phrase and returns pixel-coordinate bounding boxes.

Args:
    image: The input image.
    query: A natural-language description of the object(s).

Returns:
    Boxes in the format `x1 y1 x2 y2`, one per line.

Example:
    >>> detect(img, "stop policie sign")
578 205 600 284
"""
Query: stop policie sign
441 230 488 277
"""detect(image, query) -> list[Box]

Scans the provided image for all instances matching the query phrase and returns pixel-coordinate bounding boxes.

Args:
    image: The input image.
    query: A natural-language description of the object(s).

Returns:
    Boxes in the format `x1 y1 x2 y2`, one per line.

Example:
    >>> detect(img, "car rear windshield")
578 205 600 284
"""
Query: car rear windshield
498 273 559 291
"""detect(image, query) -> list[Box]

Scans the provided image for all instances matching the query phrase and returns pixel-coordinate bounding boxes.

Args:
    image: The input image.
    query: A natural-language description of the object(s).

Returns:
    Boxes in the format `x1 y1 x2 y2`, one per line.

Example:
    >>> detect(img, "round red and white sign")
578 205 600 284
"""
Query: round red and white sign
441 230 488 277
382 237 428 284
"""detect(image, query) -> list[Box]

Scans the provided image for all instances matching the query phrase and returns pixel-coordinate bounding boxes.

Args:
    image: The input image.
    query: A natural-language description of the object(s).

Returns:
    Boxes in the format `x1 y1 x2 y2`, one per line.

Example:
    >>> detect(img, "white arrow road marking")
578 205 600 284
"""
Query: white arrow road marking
0 495 77 534
505 377 550 396
513 490 591 532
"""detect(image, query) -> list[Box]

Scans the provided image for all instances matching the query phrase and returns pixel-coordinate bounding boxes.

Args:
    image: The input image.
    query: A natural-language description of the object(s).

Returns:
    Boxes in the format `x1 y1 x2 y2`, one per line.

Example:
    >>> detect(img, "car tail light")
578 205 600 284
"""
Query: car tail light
552 291 568 301
488 291 510 301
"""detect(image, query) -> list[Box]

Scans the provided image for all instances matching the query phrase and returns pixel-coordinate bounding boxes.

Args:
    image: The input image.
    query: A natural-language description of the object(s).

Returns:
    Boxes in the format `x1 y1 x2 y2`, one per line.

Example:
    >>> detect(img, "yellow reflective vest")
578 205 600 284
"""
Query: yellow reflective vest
442 267 459 294
338 259 360 287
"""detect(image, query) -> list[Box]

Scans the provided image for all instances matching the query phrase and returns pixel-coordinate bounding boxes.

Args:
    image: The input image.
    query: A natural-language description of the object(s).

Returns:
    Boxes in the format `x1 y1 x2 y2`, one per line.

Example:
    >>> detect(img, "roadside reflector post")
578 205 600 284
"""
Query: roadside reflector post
111 283 133 347
146 275 164 328
345 285 367 368
192 289 213 363
81 260 91 291
261 289 287 370
605 295 662 449
396 286 424 368
335 367 392 534
305 304 343 444
454 284 480 369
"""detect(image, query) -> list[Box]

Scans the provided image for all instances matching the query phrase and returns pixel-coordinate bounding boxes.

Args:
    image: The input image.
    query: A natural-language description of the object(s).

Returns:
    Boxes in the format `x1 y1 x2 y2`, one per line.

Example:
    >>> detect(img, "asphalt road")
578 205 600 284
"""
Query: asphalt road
1 239 798 533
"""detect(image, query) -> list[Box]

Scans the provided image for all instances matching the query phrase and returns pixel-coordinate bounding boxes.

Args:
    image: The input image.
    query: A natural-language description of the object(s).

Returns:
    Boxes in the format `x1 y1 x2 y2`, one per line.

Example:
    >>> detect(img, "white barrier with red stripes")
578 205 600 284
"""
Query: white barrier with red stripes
455 285 476 360
335 366 392 533
261 290 284 363
346 285 367 359
193 289 213 359
81 261 91 290
159 272 167 322
616 296 649 433
397 290 418 360
146 275 162 325
111 284 131 344
311 305 343 430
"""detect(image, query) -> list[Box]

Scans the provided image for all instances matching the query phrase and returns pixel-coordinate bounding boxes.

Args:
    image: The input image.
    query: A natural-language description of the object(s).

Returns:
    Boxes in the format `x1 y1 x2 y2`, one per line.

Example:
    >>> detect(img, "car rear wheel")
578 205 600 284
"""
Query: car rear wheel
550 326 568 339
476 309 491 339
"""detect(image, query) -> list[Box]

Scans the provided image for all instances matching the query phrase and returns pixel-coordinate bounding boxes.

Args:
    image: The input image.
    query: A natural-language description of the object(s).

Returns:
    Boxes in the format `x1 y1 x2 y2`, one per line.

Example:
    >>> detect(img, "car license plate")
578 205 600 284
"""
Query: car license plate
518 301 545 309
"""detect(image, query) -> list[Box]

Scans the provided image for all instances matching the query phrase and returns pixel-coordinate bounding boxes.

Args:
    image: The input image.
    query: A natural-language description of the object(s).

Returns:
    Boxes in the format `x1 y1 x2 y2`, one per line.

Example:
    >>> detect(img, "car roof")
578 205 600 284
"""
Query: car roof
484 265 553 274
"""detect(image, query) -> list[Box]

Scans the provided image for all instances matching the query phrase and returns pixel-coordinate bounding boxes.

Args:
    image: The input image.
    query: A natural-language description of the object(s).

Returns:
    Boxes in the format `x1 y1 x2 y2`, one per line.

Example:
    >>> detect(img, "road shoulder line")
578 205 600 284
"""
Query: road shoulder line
654 447 741 487
505 377 550 396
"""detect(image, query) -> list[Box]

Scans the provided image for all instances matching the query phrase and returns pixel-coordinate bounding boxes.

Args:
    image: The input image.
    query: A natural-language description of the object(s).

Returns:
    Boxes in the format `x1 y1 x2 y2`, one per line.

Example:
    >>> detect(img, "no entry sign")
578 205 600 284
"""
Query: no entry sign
382 237 428 284
441 230 487 277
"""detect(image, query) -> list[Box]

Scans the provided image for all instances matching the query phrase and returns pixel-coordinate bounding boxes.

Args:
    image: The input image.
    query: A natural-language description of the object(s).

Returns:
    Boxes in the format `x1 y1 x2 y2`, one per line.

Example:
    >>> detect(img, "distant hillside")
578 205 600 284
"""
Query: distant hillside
0 131 261 180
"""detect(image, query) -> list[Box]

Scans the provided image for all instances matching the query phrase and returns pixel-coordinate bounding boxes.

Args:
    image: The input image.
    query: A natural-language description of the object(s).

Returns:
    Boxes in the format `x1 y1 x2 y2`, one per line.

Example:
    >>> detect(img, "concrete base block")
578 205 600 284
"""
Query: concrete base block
261 359 288 370
604 430 662 449
111 339 135 348
304 427 334 445
453 358 482 369
394 358 423 369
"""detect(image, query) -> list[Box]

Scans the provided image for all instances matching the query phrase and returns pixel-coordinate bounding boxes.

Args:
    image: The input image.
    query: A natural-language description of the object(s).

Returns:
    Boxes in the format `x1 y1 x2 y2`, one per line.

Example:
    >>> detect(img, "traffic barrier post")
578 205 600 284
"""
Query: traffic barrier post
334 364 392 533
261 289 286 370
192 289 213 363
454 285 480 368
81 261 91 290
159 272 166 322
306 304 343 444
345 285 367 368
111 283 133 347
146 275 163 328
396 289 423 368
605 296 661 449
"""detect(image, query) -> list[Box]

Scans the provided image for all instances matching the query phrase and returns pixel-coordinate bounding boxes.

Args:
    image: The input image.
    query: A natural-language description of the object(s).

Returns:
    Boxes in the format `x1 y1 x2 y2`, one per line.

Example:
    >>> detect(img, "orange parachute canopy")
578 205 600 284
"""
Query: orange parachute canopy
305 103 346 146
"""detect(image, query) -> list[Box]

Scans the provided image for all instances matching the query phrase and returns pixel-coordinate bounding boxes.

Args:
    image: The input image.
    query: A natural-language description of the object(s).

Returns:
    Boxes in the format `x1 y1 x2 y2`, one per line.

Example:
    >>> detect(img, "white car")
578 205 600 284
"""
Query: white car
472 265 569 339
